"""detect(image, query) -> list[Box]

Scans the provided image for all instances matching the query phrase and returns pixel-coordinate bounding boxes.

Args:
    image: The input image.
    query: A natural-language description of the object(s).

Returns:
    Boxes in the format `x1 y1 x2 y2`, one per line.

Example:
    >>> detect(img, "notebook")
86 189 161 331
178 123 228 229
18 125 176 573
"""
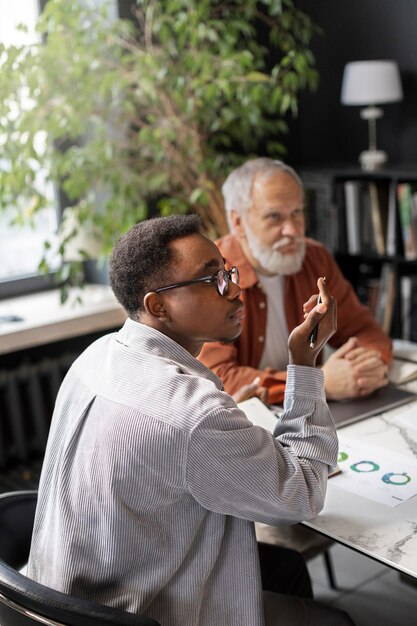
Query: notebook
237 397 279 432
328 384 417 428
238 385 417 432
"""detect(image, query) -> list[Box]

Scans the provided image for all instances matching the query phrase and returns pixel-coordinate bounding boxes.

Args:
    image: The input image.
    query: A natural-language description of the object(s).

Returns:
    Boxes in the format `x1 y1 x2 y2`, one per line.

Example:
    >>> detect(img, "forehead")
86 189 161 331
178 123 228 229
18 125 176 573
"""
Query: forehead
169 233 223 274
251 171 303 209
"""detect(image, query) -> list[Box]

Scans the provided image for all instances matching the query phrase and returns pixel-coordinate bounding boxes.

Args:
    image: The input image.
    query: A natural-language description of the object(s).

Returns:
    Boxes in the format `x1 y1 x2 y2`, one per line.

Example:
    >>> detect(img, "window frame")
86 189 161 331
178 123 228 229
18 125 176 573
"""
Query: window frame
0 0 63 300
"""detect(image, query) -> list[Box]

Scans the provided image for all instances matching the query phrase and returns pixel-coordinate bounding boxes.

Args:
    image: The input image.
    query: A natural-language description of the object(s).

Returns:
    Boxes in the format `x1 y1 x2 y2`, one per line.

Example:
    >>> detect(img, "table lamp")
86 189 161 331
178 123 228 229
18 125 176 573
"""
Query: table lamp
341 60 403 170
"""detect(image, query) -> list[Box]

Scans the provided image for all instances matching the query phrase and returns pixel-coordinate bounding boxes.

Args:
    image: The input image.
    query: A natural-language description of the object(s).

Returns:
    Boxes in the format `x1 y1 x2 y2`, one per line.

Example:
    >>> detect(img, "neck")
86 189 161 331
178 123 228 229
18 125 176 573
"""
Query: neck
137 315 203 357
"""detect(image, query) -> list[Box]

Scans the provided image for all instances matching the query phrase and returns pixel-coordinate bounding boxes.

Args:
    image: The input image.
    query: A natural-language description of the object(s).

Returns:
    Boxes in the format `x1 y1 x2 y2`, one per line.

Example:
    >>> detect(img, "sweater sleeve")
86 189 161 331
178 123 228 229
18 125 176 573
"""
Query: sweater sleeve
321 247 392 363
198 340 287 405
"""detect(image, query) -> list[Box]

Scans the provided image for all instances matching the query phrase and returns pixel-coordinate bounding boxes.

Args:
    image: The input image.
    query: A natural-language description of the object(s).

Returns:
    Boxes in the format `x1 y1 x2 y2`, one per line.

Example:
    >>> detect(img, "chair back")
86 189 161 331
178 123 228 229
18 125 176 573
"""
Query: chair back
0 491 160 626
0 491 38 569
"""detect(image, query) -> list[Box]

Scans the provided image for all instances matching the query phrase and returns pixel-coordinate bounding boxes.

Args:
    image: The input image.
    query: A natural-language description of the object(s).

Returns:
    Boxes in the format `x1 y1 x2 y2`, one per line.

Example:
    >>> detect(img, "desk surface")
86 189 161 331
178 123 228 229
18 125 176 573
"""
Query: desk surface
0 285 127 354
304 388 417 578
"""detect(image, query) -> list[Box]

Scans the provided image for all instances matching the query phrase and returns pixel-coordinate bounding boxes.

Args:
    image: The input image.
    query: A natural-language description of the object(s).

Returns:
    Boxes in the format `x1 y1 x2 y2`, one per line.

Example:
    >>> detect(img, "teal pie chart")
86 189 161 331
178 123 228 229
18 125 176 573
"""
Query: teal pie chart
382 472 411 485
350 460 380 473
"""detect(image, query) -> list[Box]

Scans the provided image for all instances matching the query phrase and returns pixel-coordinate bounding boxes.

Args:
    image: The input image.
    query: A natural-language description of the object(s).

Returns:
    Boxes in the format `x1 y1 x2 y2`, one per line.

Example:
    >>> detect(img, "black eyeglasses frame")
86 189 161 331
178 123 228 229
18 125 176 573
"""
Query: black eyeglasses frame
154 266 239 297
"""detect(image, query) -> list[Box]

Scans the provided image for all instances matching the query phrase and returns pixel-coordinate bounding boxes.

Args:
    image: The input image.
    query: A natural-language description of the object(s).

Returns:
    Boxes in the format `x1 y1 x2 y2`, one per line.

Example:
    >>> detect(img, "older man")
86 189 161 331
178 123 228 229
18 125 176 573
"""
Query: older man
199 157 392 405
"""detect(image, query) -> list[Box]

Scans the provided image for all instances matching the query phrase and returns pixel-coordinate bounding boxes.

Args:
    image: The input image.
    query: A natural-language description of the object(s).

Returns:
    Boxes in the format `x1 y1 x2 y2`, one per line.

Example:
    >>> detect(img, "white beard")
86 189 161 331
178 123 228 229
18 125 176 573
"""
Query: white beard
244 227 306 275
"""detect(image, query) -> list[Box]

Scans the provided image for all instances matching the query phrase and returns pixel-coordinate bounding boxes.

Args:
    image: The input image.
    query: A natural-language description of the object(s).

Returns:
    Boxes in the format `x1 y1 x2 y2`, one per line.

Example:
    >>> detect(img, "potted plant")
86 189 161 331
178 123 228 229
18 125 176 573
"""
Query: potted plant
0 0 319 297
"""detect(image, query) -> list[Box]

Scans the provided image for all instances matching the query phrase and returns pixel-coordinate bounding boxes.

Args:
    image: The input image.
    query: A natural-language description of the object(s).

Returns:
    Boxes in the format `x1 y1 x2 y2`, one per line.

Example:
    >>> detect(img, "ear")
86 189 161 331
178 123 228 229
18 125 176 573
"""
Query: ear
143 292 171 322
230 209 246 239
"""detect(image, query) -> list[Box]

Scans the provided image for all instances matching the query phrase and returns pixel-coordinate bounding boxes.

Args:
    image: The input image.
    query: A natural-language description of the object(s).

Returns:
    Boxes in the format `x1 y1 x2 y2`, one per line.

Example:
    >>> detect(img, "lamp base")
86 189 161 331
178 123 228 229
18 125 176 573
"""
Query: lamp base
359 149 387 171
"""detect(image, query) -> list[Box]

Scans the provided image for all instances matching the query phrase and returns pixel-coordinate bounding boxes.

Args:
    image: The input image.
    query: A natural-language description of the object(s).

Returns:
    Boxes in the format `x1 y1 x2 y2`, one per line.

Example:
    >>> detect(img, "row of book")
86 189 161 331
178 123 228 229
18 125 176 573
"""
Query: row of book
355 261 417 340
398 183 417 260
359 262 396 335
341 179 417 258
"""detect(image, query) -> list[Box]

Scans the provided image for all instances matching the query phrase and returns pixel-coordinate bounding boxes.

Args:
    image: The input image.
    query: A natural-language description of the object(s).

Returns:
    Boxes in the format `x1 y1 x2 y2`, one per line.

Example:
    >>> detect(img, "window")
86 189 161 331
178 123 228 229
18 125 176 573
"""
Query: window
0 0 59 297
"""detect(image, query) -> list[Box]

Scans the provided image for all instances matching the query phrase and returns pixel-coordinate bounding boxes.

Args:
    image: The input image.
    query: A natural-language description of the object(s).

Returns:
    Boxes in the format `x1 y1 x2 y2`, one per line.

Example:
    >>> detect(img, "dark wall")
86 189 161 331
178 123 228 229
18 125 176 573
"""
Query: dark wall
285 0 417 166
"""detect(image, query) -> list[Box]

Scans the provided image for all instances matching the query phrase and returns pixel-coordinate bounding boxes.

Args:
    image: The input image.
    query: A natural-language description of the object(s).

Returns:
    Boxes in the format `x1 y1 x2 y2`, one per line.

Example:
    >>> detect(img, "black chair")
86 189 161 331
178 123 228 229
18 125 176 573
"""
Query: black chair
255 522 338 590
0 490 160 625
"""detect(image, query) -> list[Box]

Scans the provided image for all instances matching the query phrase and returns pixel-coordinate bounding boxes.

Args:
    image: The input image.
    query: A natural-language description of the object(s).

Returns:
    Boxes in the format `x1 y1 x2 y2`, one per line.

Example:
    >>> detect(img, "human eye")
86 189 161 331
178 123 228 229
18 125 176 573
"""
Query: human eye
291 208 305 220
264 212 283 224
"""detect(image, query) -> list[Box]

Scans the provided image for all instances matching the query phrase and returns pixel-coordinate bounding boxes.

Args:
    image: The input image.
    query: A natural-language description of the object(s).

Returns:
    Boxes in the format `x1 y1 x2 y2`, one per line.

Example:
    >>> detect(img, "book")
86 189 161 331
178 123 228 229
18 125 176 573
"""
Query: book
398 183 417 260
392 338 417 361
344 180 361 254
374 262 396 335
386 181 398 256
389 359 417 385
397 275 417 342
368 181 386 255
389 339 417 385
401 275 412 341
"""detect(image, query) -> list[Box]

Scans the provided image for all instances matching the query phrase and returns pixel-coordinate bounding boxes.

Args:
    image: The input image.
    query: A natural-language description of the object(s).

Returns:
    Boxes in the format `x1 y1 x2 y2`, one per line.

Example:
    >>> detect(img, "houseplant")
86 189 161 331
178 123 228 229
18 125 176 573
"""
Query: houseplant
0 0 319 296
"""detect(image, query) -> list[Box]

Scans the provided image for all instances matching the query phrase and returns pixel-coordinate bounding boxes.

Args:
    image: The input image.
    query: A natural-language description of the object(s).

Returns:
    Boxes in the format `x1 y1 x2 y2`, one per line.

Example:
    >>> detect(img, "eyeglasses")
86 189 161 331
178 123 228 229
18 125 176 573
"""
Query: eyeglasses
155 266 239 297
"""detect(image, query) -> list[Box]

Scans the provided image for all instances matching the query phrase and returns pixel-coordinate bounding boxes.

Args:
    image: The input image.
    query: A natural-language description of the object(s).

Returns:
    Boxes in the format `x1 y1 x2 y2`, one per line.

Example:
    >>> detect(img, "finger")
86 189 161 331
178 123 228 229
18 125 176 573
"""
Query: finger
255 387 269 404
232 377 265 403
317 276 331 305
345 347 382 362
303 293 320 314
333 337 360 358
356 368 389 388
298 296 337 347
352 356 387 373
302 277 330 313
359 378 388 396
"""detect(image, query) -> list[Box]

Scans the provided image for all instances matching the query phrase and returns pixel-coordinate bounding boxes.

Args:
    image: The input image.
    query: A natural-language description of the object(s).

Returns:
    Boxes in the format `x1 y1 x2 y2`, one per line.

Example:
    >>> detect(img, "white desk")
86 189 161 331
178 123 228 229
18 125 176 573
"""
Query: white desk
304 391 417 579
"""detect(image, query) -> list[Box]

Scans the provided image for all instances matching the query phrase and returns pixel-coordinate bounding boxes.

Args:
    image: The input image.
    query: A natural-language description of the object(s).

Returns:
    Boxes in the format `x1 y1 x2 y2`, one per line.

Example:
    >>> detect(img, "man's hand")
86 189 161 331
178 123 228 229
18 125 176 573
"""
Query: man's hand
322 337 389 400
288 277 337 367
232 377 269 404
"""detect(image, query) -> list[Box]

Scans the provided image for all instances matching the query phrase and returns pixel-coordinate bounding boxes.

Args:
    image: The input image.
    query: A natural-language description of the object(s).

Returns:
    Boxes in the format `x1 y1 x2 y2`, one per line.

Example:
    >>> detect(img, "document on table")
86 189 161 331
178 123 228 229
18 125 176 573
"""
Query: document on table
237 397 279 432
390 401 417 432
389 339 417 384
331 434 417 507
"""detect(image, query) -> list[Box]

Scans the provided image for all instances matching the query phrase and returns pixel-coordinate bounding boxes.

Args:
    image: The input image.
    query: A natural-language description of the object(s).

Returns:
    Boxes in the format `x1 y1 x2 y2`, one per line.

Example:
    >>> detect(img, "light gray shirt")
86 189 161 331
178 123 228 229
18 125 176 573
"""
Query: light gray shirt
257 273 289 372
28 318 338 626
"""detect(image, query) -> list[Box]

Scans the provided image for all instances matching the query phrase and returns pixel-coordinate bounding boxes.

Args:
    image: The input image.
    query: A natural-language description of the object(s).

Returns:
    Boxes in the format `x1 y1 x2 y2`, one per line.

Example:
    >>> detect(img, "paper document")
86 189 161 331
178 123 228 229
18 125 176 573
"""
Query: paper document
389 358 417 385
237 397 278 432
330 434 417 507
390 402 417 432
393 339 417 361
390 340 417 384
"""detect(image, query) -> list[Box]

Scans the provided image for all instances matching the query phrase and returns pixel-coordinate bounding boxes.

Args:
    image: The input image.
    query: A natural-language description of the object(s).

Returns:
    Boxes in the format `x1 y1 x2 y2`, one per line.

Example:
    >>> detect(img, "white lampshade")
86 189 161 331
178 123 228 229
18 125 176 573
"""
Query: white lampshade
341 60 403 106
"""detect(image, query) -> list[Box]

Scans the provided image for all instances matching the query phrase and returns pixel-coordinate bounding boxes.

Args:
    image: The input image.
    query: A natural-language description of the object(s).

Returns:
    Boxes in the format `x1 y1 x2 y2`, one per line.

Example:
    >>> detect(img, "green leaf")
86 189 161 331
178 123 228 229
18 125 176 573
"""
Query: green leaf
0 0 320 299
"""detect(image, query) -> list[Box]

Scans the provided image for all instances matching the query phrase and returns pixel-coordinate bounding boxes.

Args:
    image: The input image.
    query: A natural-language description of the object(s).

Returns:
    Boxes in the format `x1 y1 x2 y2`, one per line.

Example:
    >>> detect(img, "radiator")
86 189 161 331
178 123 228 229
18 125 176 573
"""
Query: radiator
0 353 77 479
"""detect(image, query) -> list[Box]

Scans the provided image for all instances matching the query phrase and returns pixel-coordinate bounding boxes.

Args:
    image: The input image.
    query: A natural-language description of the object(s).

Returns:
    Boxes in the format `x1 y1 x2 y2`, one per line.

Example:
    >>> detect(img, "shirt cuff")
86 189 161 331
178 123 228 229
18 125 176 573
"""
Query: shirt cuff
285 365 326 403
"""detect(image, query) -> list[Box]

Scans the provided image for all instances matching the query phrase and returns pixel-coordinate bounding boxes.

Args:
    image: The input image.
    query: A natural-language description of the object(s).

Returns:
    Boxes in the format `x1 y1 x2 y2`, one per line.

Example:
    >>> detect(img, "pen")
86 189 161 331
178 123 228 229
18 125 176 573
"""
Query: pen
309 277 326 348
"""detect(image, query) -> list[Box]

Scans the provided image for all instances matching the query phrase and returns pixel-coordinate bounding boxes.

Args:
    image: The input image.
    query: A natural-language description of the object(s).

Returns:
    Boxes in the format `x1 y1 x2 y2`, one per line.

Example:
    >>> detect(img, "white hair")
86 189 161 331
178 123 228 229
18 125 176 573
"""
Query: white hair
222 158 304 231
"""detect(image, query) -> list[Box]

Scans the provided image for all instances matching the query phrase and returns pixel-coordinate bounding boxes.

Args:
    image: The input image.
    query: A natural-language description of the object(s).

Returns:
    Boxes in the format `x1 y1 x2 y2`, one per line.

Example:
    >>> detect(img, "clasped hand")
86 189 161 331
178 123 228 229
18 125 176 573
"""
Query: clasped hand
322 337 388 400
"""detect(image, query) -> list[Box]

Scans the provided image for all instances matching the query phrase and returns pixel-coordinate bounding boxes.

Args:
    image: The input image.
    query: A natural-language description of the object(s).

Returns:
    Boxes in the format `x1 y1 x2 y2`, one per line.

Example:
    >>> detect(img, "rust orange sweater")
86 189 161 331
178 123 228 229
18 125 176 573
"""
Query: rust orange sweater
198 234 392 405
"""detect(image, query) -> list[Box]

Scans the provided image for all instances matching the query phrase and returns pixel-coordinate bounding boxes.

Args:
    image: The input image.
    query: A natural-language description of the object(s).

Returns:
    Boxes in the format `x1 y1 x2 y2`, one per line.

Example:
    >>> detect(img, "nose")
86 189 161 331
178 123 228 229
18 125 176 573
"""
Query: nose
281 216 301 237
226 280 241 300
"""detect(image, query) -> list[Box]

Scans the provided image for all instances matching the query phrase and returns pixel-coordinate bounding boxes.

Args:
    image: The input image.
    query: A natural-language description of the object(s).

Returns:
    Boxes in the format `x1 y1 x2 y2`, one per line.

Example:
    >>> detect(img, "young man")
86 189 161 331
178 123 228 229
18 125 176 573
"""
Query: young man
27 215 353 625
198 157 392 405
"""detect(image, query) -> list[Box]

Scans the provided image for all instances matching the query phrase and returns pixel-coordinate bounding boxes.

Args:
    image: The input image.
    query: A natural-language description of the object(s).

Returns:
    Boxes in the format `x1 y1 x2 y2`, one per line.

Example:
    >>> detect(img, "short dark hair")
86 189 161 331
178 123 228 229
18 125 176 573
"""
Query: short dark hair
109 214 202 316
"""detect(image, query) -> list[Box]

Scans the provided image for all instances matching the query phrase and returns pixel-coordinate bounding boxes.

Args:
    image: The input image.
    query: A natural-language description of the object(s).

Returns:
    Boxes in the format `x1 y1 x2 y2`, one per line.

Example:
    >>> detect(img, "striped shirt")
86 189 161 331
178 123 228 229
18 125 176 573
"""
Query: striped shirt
27 318 338 626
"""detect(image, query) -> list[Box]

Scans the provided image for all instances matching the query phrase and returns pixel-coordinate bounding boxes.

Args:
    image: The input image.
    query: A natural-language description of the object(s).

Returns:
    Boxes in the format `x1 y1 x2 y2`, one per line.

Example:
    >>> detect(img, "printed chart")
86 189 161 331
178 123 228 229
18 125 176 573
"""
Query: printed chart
331 435 417 507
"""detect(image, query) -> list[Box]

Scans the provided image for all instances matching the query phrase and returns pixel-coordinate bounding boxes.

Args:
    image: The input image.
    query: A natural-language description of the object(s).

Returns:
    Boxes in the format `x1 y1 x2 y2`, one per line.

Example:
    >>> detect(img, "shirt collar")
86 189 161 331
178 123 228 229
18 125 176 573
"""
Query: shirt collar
116 318 224 388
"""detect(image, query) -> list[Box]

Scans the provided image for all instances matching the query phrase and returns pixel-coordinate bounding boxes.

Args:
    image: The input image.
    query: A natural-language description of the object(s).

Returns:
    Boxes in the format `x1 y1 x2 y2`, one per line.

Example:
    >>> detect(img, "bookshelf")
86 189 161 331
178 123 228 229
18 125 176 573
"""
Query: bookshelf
299 164 417 340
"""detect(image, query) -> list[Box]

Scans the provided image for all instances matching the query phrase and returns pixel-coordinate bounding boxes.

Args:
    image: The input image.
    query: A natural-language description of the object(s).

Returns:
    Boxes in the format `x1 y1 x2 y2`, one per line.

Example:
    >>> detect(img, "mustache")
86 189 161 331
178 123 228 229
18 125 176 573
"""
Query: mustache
271 236 304 251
